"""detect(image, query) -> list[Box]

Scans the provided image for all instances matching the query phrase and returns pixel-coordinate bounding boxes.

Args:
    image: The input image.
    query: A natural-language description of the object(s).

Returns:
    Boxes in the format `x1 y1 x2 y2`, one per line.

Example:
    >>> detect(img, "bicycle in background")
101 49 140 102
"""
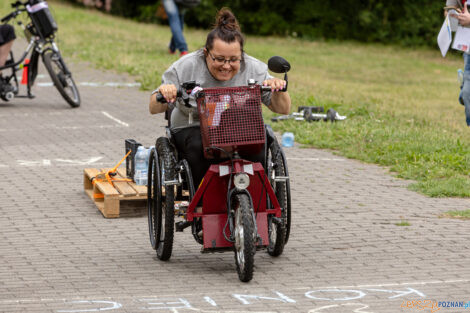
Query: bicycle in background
0 0 80 107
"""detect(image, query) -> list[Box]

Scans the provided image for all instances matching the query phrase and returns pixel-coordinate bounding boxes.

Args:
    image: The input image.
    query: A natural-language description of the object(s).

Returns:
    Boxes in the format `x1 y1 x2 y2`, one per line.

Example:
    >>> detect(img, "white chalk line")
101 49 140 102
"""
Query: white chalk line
0 125 122 132
36 82 141 88
0 163 117 169
1 278 468 304
102 111 129 127
0 157 111 168
292 278 470 291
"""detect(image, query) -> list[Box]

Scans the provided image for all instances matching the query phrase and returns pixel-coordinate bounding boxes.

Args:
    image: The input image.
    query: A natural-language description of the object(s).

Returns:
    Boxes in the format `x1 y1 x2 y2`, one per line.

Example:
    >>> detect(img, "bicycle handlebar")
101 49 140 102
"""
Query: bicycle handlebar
1 12 16 23
155 84 278 104
1 1 27 23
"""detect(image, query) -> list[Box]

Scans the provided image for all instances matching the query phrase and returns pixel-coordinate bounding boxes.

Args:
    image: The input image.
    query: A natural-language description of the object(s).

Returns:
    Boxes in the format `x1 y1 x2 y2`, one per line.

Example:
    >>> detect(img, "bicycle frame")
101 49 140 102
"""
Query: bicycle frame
0 37 37 98
186 157 282 250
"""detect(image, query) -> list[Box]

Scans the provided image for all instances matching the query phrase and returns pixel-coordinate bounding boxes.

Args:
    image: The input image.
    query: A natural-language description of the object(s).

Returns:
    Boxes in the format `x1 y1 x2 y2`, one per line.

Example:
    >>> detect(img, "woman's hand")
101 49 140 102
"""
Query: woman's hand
149 83 177 114
262 78 291 115
458 5 470 26
158 84 178 103
263 78 286 92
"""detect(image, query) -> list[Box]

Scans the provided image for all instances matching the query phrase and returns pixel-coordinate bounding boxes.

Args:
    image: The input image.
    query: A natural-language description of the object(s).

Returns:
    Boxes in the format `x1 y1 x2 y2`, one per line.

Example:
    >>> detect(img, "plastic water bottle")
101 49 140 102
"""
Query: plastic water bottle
134 146 148 185
281 132 295 147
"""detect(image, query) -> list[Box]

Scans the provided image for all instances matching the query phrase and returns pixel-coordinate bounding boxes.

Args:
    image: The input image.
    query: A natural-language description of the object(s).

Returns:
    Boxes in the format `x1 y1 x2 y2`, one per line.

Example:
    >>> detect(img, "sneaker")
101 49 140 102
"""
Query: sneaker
180 51 188 57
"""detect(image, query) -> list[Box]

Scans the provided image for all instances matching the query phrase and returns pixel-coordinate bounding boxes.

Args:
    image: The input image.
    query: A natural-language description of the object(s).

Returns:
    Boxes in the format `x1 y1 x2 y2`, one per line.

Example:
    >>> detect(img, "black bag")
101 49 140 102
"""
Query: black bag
174 0 201 9
27 0 58 38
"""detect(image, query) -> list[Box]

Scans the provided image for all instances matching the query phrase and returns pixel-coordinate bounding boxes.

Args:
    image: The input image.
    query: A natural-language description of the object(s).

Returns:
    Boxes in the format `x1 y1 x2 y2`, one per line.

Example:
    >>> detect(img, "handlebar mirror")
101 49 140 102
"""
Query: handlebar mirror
268 56 291 74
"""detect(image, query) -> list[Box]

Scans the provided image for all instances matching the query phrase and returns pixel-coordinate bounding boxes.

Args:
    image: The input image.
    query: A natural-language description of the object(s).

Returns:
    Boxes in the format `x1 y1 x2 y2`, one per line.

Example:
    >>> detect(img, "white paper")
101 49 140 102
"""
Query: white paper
447 9 460 31
452 25 470 52
438 15 453 57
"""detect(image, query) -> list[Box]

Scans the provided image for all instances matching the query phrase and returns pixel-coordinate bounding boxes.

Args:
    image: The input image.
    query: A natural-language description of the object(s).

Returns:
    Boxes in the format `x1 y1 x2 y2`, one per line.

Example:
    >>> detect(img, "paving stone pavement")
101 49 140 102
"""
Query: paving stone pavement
1 53 470 313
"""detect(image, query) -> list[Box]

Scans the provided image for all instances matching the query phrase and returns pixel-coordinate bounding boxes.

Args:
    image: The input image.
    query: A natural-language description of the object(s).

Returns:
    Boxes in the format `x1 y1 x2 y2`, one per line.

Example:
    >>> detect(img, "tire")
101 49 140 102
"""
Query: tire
233 193 256 282
42 50 80 108
147 148 160 250
155 137 176 261
267 140 289 255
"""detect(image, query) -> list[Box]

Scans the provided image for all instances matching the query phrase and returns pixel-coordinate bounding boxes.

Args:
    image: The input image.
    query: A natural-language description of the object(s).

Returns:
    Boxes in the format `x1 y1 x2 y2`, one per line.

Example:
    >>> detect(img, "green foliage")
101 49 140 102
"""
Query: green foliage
186 0 443 46
62 0 444 46
443 209 470 219
395 220 411 226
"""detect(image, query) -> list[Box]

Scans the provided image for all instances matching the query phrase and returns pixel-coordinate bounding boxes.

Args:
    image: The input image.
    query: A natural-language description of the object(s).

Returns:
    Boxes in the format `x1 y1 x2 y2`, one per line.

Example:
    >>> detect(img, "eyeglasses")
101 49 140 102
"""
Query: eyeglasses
207 51 242 65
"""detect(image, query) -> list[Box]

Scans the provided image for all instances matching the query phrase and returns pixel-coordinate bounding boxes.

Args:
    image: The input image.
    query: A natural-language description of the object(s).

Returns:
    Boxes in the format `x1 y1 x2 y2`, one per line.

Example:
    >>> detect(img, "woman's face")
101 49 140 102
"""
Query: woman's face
205 38 242 81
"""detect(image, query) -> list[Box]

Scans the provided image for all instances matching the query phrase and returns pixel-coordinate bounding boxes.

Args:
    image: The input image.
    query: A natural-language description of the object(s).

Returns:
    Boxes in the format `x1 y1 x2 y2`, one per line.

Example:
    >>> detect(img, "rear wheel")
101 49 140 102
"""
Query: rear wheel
267 140 289 256
233 194 256 282
155 137 176 260
42 50 80 108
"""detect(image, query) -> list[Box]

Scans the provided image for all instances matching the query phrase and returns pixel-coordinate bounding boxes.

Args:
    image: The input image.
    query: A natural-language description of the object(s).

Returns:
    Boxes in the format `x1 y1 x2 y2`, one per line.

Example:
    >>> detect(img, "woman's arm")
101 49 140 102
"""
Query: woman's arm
268 91 291 115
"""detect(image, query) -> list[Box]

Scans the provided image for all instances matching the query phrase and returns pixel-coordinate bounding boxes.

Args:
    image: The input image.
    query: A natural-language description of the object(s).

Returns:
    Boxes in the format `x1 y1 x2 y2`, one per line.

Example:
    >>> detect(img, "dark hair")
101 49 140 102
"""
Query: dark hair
205 8 244 53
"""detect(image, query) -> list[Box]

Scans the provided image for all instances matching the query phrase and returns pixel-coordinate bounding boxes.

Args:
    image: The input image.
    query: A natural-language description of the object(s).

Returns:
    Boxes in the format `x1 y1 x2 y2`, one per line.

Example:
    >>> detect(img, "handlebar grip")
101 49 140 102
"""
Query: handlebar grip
155 90 183 104
261 85 272 92
156 93 166 103
261 85 288 92
1 12 15 23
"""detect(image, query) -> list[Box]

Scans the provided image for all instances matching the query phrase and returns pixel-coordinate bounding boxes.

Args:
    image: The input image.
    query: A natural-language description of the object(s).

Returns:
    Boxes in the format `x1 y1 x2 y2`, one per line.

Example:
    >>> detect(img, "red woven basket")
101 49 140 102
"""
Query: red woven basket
197 86 265 158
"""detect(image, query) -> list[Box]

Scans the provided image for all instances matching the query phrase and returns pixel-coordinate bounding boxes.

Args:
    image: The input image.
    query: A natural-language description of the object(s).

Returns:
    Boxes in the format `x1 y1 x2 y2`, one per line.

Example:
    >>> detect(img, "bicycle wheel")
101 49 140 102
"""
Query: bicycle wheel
147 147 160 250
42 50 80 108
155 137 176 261
233 193 256 282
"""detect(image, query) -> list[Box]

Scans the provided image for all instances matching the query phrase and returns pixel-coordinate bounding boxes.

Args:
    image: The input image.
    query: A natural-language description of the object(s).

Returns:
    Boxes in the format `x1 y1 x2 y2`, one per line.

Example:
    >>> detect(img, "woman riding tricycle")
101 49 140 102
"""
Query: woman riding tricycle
148 7 292 282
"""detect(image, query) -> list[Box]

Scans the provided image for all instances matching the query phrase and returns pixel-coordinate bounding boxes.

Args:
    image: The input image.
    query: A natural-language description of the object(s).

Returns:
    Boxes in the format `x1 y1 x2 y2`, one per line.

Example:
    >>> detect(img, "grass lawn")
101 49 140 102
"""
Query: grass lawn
2 0 470 198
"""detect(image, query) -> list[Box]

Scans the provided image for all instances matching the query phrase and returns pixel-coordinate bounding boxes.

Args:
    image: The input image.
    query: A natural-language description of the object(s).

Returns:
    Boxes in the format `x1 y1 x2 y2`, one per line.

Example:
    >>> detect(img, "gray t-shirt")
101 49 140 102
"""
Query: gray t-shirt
161 49 273 129
446 0 463 10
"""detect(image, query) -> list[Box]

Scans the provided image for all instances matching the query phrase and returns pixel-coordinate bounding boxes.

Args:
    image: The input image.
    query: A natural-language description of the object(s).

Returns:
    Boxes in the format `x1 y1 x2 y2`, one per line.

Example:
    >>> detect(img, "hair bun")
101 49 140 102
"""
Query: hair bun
216 8 240 32
205 7 244 52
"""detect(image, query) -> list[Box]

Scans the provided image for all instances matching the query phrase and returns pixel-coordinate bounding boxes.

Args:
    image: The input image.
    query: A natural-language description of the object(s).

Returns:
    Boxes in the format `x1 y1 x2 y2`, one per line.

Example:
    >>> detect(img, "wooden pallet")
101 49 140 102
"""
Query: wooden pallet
84 167 147 218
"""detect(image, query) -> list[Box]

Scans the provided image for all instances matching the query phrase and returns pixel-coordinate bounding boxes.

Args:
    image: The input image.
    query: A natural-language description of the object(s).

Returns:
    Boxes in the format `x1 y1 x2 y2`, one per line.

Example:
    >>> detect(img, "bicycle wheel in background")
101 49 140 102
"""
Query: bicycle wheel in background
42 50 80 108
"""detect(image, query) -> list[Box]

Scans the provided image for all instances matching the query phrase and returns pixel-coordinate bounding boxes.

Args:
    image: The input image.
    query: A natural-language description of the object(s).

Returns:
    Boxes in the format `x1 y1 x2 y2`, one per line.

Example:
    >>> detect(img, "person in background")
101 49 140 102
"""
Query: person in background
162 0 188 57
0 24 16 93
446 0 470 125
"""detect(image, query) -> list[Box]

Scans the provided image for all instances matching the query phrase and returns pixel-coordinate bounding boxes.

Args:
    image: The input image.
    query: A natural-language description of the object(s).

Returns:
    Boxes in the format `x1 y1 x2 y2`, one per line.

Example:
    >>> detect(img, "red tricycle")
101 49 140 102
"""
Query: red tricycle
147 56 292 282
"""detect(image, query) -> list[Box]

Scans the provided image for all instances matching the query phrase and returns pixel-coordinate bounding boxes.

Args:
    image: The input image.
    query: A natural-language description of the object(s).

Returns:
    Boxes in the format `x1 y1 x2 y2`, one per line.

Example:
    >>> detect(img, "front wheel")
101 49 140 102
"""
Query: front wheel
42 50 80 108
233 193 256 282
